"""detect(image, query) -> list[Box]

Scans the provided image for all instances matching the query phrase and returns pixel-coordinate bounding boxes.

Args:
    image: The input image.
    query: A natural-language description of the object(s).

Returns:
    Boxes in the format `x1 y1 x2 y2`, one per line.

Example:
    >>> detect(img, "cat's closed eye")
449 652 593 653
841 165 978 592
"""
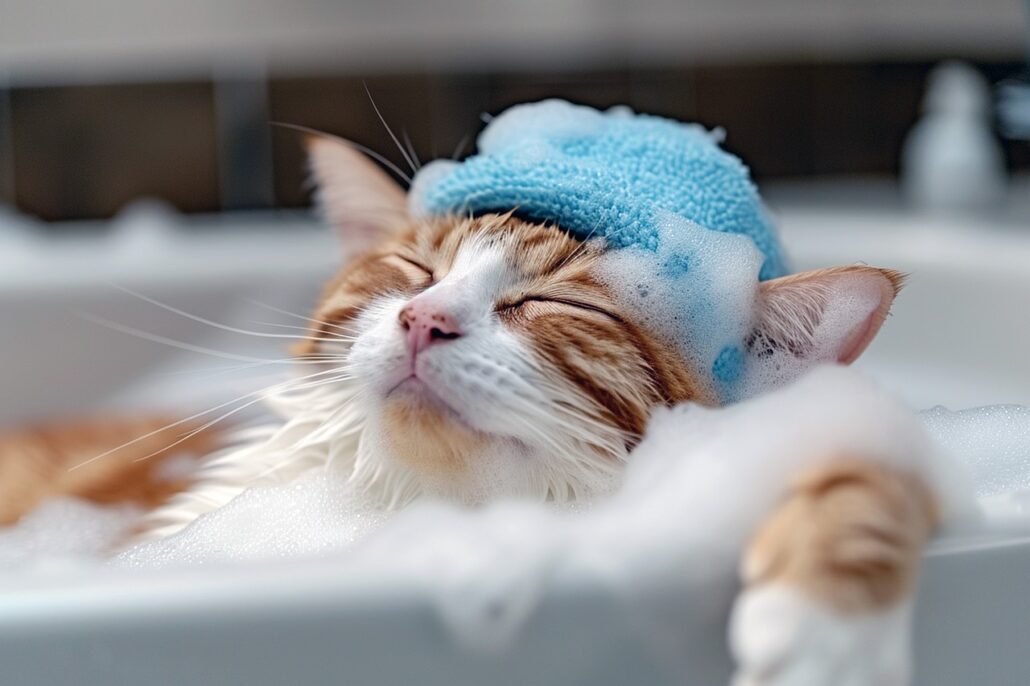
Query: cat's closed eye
497 295 622 323
381 253 434 283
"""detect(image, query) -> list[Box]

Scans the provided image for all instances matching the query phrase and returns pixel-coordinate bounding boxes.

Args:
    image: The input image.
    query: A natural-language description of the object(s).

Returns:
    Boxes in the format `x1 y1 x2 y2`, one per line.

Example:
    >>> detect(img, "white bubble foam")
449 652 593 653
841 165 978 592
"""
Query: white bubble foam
107 368 980 655
740 270 888 399
0 499 139 574
594 212 763 400
593 212 890 402
920 405 1030 530
4 367 1026 667
116 471 389 569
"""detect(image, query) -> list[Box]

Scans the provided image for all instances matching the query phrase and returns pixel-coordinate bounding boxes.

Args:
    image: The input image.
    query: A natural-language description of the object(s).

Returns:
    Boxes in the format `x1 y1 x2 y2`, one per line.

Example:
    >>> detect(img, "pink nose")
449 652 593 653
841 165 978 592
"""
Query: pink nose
398 301 463 357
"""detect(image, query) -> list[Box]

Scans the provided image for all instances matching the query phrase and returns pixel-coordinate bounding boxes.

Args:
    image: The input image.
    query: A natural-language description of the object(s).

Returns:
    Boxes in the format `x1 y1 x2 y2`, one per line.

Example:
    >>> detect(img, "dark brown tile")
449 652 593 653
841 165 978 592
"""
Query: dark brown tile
268 75 441 207
625 69 697 123
0 87 13 204
487 70 633 115
7 60 1025 222
11 82 218 221
690 64 818 178
834 62 927 175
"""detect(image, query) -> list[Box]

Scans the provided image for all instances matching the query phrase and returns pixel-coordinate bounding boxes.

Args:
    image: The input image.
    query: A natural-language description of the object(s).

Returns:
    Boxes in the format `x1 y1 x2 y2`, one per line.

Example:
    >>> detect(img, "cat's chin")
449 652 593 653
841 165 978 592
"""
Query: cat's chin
385 376 460 420
377 377 493 475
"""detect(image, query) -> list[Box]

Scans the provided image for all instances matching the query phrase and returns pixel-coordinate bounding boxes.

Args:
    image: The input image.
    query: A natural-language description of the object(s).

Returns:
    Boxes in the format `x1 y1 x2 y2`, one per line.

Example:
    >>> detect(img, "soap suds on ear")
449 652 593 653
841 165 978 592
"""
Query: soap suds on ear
593 214 900 402
743 274 890 399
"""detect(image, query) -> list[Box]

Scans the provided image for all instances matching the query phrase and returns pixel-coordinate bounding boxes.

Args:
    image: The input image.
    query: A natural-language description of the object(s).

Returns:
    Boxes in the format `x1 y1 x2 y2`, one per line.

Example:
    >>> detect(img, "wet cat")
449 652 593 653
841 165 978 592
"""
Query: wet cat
0 127 933 686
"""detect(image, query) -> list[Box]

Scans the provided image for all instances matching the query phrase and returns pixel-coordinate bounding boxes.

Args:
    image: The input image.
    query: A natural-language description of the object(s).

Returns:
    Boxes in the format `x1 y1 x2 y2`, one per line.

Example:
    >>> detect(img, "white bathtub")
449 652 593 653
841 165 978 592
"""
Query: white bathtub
0 190 1028 685
775 193 1030 410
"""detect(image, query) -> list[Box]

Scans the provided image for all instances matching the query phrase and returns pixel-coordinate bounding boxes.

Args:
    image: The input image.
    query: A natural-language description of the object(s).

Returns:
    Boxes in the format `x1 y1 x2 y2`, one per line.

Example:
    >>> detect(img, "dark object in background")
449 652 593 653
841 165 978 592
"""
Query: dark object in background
4 61 1027 223
8 82 220 221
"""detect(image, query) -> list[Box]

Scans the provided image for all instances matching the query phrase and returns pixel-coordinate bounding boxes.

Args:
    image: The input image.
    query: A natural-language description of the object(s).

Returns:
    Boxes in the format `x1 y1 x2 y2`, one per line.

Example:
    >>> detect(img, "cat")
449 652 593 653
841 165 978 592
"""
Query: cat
141 134 931 683
0 130 933 685
0 416 216 527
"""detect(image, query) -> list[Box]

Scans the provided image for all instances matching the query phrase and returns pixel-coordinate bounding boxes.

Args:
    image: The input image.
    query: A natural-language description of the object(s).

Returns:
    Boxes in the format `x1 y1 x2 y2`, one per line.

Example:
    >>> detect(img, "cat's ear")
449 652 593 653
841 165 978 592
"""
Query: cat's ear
750 266 903 367
306 133 409 262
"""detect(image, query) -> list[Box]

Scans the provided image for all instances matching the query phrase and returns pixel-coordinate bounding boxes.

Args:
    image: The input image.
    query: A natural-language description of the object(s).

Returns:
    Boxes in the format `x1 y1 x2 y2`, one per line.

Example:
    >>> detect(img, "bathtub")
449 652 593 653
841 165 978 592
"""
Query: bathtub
0 187 1028 685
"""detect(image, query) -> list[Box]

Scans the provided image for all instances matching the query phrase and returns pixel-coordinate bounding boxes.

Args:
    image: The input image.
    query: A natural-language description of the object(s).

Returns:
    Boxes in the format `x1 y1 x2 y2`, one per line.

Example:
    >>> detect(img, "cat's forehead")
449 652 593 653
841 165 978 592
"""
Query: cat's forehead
403 214 596 277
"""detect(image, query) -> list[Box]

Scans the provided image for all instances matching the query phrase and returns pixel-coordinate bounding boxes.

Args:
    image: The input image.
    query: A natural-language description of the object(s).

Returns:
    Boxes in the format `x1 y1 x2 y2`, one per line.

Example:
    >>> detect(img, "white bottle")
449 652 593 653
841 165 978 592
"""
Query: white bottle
902 61 1007 212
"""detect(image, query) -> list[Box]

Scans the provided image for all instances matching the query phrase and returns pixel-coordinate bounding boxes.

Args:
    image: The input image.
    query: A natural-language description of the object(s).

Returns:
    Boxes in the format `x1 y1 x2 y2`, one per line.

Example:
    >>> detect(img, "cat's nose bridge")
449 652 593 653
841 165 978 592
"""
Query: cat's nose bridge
398 297 464 356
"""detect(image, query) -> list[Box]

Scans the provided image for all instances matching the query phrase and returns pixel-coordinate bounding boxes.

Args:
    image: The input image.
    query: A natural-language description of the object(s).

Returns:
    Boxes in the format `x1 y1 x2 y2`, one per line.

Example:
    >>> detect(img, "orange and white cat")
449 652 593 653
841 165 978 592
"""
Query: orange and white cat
143 135 929 682
0 133 935 685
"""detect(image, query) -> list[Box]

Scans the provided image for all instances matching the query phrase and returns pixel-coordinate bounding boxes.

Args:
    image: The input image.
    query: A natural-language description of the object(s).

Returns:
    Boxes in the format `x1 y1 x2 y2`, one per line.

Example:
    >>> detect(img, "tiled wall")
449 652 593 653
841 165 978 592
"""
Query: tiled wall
9 82 219 221
3 61 1026 222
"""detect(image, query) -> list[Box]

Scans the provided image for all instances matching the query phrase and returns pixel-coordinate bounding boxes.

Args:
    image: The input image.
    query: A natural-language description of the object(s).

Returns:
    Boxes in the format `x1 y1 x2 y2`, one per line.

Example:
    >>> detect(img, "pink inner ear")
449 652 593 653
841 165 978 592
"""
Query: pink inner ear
834 273 897 365
756 266 902 369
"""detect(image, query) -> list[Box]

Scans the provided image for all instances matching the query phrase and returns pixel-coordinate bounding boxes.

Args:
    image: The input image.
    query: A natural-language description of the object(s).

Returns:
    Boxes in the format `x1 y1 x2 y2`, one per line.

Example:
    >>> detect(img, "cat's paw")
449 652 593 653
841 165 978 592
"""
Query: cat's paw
729 585 912 686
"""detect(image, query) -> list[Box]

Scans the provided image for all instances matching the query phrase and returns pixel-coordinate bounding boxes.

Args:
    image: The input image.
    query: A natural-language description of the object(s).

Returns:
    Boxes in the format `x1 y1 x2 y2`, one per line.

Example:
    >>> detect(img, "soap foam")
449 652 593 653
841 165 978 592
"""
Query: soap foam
595 214 894 402
920 405 1030 498
109 368 979 655
594 212 763 400
920 405 1030 531
0 498 139 573
117 471 389 569
741 270 890 399
3 367 1026 669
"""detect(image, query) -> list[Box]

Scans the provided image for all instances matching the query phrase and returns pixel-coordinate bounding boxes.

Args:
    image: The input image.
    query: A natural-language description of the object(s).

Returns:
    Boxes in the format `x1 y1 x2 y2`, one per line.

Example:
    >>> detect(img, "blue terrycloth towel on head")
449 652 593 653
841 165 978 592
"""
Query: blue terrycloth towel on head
410 99 787 280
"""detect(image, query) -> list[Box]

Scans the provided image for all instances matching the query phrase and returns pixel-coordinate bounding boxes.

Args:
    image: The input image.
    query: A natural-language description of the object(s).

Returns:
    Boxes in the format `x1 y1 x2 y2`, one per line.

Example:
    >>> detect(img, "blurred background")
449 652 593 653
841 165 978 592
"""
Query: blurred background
1 0 1028 219
2 7 1030 684
1 0 1029 426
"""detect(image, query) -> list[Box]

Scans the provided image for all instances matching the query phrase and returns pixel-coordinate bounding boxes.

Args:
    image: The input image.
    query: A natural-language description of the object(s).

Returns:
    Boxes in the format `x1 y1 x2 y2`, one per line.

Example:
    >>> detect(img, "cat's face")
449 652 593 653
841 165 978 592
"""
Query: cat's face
298 211 701 500
299 134 901 503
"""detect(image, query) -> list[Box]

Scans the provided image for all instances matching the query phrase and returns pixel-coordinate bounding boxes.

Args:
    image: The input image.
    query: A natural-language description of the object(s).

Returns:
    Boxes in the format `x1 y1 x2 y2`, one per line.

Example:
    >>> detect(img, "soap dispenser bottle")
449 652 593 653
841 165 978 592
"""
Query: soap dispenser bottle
902 61 1007 212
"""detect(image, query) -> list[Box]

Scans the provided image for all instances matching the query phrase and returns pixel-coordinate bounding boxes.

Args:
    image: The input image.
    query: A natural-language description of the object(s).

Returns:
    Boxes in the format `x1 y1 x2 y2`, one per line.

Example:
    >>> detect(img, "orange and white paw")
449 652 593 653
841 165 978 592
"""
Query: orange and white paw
729 585 913 686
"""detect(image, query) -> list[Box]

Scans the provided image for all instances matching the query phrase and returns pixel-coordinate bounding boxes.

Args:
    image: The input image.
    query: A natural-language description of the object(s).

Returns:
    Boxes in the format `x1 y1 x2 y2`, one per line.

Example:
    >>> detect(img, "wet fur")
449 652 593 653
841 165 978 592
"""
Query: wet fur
2 132 936 638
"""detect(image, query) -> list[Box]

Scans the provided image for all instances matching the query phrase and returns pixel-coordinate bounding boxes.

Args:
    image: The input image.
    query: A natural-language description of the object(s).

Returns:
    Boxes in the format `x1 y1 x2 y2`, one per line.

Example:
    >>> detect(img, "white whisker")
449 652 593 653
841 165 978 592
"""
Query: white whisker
363 81 418 175
78 313 283 363
149 356 346 390
271 121 412 185
105 282 329 343
451 131 472 160
242 299 356 335
248 321 356 342
131 372 354 464
401 129 421 171
69 366 350 472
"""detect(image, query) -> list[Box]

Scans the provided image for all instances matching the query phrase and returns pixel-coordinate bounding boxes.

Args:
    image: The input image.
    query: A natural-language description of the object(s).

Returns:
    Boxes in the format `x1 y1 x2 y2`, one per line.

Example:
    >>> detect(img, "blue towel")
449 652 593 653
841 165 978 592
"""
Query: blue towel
410 99 787 280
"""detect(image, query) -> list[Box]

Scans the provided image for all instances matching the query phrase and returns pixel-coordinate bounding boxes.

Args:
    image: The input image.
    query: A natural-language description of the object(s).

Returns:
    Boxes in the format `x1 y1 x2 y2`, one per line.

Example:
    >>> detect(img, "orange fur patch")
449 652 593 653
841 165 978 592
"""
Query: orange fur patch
0 417 218 526
743 460 938 614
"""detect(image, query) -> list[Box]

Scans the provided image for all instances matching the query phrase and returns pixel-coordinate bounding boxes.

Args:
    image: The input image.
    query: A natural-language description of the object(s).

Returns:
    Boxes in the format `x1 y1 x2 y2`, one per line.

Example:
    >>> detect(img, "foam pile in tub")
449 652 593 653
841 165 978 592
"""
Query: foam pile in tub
104 369 1026 572
921 404 1030 526
1 368 1028 672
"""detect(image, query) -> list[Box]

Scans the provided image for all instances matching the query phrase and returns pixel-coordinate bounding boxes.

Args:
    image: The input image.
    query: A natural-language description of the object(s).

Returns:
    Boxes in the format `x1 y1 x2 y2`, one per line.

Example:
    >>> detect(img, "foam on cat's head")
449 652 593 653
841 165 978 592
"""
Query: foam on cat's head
594 213 763 402
595 213 896 403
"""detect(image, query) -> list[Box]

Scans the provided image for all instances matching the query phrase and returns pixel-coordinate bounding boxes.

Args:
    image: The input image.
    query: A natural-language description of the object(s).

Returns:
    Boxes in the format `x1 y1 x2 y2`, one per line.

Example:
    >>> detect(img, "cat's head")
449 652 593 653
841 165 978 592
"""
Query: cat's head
297 135 901 504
